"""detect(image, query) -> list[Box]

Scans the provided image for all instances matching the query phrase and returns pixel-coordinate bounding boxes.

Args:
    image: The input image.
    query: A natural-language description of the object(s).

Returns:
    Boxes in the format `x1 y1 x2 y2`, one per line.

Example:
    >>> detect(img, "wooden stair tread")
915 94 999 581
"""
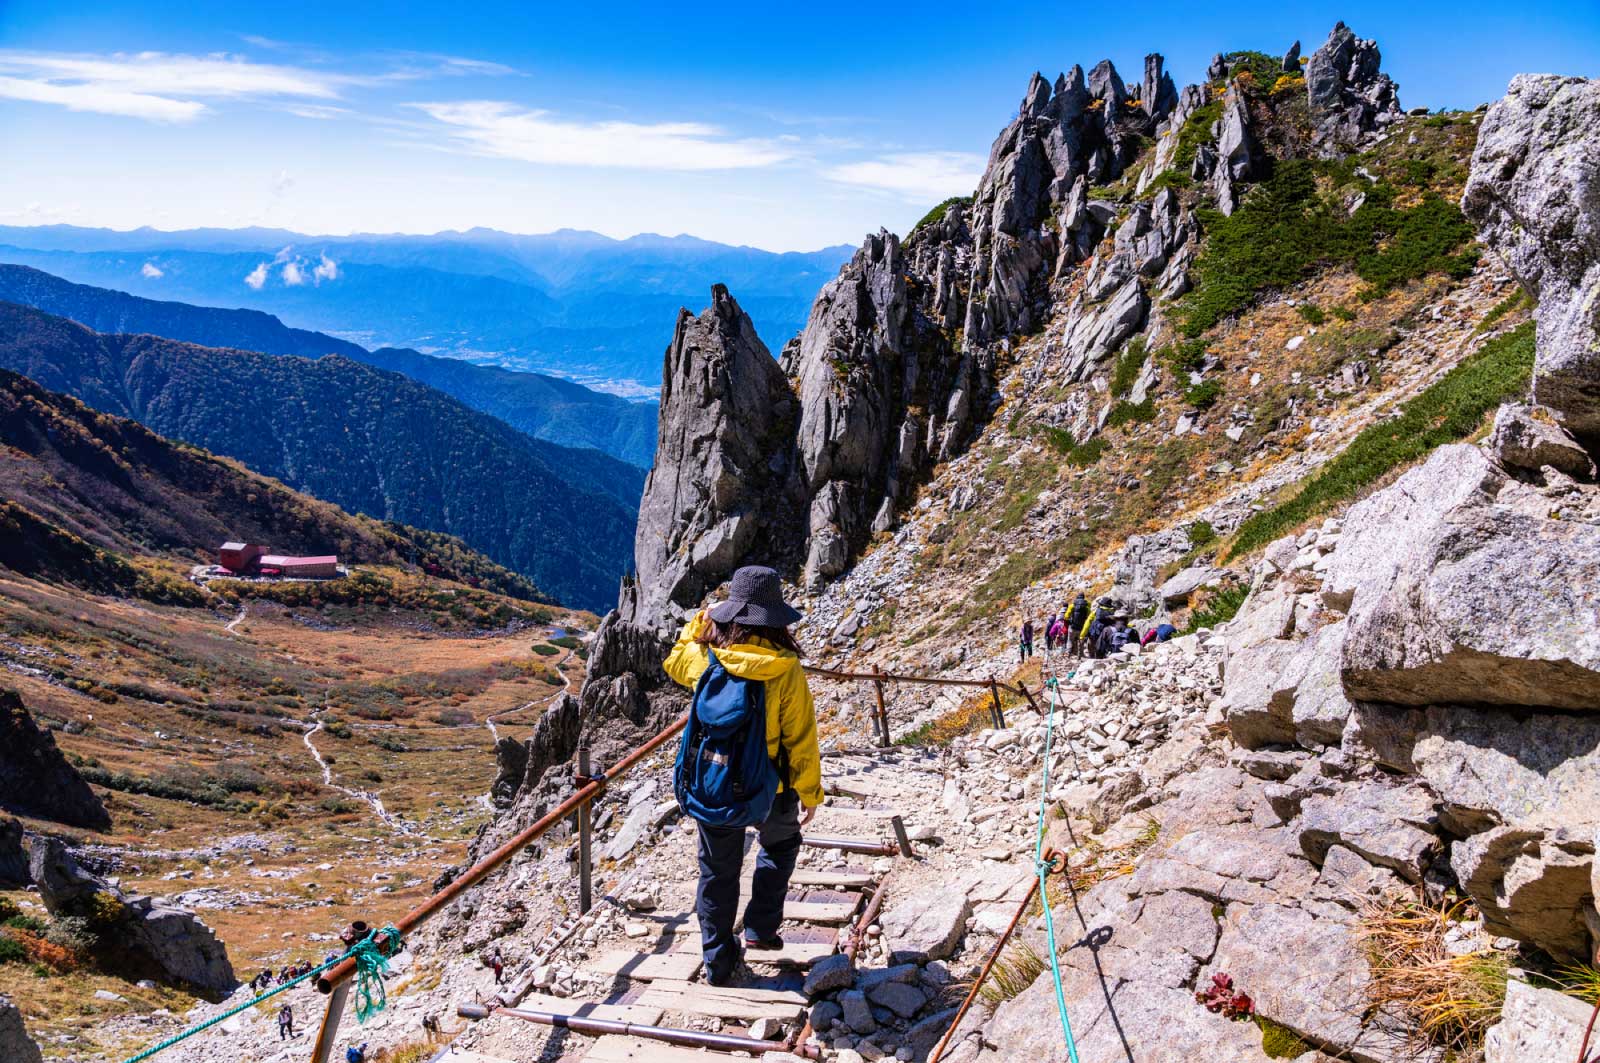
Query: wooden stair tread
785 867 872 888
782 899 857 923
635 979 806 1021
742 939 835 967
583 1035 731 1062
513 992 665 1025
587 950 702 982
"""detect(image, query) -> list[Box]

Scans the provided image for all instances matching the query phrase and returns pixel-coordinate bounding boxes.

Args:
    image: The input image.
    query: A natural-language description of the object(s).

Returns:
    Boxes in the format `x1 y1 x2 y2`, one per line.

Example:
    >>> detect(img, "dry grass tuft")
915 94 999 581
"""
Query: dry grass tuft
1357 892 1509 1058
976 940 1049 1008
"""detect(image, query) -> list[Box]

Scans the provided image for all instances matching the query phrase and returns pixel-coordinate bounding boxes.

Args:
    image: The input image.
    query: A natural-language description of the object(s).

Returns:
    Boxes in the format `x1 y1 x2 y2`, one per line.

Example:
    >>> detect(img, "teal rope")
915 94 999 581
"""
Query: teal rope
117 926 402 1063
1037 678 1081 1063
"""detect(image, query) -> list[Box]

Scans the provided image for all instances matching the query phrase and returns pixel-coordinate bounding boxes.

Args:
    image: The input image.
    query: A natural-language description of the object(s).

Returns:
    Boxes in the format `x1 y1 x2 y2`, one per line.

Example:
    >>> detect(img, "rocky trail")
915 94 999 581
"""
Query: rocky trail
486 650 575 744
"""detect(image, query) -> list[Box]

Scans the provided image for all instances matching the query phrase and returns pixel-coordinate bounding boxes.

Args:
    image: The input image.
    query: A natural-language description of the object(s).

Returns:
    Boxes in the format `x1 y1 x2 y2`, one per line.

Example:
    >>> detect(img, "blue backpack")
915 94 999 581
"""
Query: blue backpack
674 650 780 828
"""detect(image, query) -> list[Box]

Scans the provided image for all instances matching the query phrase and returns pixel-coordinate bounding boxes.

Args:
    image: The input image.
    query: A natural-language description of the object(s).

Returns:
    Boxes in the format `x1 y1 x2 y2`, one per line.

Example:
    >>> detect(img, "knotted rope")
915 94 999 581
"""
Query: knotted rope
116 925 402 1063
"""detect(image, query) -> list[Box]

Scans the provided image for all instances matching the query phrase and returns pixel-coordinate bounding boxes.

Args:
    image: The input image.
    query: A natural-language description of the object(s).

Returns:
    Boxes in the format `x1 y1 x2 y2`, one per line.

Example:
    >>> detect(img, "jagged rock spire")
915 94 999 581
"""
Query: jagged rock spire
631 284 803 628
1304 21 1403 151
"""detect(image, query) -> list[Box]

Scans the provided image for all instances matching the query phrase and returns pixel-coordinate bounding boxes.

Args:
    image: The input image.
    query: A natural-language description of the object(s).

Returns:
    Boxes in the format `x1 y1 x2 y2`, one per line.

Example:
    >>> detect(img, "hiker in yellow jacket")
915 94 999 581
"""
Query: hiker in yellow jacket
663 565 824 986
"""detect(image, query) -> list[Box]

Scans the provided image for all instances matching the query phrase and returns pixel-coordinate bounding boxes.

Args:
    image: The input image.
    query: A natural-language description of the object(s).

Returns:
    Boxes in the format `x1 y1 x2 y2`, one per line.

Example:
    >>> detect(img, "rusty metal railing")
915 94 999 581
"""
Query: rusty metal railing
802 664 1042 746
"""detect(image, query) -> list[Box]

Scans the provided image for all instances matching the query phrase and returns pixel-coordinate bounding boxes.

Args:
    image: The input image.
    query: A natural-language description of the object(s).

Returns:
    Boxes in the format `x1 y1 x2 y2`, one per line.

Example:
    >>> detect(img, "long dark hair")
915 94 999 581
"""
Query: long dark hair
695 618 804 658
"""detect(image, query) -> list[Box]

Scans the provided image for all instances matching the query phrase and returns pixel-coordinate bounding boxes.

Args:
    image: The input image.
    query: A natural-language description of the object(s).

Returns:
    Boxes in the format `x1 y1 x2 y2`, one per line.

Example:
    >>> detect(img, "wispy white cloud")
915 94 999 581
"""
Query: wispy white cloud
312 253 339 282
0 73 204 121
244 262 269 289
140 262 164 278
0 50 341 122
823 151 984 201
411 100 794 171
284 103 348 120
281 260 306 285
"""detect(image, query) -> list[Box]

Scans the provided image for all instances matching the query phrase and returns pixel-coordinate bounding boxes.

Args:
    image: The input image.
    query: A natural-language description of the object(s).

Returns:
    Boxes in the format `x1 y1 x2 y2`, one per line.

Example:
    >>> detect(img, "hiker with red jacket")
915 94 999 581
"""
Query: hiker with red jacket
664 566 824 988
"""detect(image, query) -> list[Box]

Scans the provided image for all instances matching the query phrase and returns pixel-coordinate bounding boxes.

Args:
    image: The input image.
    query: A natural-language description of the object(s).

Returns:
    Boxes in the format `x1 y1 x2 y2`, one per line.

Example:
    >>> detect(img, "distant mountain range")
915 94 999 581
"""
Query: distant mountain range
0 265 659 467
0 225 854 394
0 302 643 610
0 368 543 603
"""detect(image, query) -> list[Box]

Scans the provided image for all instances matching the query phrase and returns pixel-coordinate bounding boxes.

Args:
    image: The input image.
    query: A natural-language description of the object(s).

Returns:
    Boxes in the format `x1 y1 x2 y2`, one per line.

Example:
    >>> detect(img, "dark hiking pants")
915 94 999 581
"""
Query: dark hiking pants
694 788 802 983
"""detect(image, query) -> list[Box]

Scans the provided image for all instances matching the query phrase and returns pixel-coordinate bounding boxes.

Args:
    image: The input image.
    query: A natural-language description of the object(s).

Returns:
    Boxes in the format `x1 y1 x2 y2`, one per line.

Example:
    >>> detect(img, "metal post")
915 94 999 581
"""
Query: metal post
576 744 593 916
872 679 889 747
988 677 1006 730
309 978 351 1063
890 815 913 858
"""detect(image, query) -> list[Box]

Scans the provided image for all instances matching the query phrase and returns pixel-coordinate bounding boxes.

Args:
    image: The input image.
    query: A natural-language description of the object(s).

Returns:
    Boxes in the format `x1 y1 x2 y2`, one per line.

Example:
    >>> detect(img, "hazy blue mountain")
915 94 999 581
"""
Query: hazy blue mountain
0 264 658 466
0 225 854 393
0 301 644 611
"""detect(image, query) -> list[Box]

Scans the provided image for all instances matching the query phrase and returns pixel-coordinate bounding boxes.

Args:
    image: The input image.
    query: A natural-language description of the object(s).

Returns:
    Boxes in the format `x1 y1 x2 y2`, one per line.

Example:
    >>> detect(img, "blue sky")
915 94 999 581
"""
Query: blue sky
2 1 1596 250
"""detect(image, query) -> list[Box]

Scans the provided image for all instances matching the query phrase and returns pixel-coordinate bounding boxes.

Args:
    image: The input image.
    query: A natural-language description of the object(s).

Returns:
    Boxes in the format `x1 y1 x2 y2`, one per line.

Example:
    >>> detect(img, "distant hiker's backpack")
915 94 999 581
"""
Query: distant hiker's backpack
674 650 780 828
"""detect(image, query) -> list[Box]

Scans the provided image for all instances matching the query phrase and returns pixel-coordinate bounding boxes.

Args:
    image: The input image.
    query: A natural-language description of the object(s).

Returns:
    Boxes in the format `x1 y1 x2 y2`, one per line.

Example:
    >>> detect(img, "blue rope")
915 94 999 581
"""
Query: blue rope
1037 677 1081 1063
117 926 402 1063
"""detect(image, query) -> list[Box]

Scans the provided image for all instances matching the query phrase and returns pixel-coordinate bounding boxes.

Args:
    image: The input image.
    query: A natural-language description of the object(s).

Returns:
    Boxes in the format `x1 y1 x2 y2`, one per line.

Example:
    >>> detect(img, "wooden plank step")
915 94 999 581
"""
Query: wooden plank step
787 867 872 889
583 1035 727 1062
741 939 835 968
587 950 702 982
635 979 806 1022
782 899 857 923
513 991 665 1025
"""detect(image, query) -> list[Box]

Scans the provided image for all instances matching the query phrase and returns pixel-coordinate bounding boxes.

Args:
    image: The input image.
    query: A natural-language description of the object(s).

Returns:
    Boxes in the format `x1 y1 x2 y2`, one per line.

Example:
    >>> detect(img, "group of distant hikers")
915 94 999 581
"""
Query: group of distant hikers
1017 591 1177 663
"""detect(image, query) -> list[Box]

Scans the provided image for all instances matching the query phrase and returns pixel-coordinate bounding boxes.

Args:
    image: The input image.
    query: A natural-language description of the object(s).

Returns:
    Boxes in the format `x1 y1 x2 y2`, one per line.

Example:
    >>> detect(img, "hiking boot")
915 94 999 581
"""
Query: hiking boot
742 930 784 951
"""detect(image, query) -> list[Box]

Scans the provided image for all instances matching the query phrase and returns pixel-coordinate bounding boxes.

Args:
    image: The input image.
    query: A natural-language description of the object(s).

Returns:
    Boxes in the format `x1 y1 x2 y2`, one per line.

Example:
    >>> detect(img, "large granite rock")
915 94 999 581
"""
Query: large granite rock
1484 979 1594 1063
0 688 110 831
29 837 236 997
0 995 42 1063
1464 74 1600 440
1297 779 1440 883
1452 826 1595 959
878 888 971 965
1304 21 1403 151
1331 445 1600 710
1489 403 1597 480
631 285 804 627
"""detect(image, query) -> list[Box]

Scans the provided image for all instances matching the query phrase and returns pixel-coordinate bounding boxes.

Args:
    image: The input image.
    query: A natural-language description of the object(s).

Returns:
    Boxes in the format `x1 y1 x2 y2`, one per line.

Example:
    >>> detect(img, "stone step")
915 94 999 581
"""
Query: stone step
586 950 702 982
634 978 807 1022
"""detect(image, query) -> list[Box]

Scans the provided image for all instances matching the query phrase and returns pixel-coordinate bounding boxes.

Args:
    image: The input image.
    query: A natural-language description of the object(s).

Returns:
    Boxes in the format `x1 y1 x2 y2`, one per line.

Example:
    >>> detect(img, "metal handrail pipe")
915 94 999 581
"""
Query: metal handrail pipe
802 664 1027 697
802 835 902 856
317 713 689 994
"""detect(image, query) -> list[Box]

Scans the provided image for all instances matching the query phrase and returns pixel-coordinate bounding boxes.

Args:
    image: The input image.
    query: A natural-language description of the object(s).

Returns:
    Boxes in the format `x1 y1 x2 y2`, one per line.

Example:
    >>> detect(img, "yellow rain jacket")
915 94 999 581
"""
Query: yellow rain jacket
663 614 824 808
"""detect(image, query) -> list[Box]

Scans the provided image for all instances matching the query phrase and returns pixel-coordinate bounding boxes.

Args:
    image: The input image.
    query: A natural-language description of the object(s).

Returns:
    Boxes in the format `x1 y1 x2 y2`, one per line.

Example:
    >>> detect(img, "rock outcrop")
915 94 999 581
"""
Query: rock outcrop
632 284 804 628
0 995 43 1063
0 688 110 831
29 836 236 996
788 232 979 585
1304 20 1404 151
1463 74 1600 441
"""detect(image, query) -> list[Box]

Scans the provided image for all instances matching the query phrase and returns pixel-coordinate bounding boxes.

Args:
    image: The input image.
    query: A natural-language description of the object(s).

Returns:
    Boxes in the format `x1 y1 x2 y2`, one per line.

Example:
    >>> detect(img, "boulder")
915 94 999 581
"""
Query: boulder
1484 979 1594 1063
0 995 42 1063
803 953 855 997
1157 565 1214 604
879 889 971 965
1221 638 1310 749
1489 404 1597 480
0 688 110 831
29 837 236 997
1297 780 1440 883
1453 826 1595 960
1289 621 1355 749
1201 902 1406 1062
840 988 876 1034
1331 445 1600 710
866 979 927 1019
0 817 26 886
1463 74 1600 440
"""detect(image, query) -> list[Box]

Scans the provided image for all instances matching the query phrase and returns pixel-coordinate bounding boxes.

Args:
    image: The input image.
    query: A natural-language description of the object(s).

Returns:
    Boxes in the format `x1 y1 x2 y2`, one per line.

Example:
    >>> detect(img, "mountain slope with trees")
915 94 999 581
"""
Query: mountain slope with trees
0 303 641 610
0 264 659 467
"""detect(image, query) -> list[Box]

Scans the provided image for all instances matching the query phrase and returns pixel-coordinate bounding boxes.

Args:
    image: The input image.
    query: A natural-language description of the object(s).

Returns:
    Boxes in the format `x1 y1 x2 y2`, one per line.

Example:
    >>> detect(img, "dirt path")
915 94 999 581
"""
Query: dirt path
223 603 248 635
302 709 422 836
485 649 575 743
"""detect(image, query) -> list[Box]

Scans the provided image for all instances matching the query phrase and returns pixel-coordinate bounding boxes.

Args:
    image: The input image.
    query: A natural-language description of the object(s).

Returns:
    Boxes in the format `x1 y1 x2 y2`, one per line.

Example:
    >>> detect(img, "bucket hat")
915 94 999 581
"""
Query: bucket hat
707 566 803 627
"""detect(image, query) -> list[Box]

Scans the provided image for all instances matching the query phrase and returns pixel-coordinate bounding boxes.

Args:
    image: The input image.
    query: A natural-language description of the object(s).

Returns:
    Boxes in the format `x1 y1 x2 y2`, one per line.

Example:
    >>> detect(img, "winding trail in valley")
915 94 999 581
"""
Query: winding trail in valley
302 707 422 836
223 603 248 635
485 649 576 743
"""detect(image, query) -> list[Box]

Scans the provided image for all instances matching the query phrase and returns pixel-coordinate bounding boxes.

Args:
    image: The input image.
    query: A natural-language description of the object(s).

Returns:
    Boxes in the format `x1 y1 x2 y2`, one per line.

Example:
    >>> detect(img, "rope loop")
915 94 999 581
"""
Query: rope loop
350 924 405 1023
